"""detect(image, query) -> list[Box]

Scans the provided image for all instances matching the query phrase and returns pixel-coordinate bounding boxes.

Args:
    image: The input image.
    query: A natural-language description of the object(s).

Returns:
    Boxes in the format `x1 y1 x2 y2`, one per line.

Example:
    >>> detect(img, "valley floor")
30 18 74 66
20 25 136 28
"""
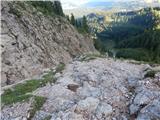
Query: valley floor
1 57 160 120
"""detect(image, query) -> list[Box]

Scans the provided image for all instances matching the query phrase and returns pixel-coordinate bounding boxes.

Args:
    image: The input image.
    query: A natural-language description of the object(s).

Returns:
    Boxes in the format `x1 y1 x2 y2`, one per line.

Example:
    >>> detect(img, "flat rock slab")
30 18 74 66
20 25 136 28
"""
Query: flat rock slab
33 84 76 100
3 58 160 120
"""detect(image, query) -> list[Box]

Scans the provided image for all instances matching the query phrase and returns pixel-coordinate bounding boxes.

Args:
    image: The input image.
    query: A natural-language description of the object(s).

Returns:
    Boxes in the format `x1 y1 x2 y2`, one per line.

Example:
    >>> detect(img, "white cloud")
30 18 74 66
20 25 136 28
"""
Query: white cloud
144 0 159 3
61 0 90 9
60 0 160 9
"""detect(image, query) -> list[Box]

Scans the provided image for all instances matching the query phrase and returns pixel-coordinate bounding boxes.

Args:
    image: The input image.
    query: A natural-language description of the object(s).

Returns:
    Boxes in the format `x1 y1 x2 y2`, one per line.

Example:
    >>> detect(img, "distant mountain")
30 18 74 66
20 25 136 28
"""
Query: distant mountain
64 8 105 18
63 0 160 17
84 0 160 11
84 1 114 9
95 7 160 63
86 13 106 33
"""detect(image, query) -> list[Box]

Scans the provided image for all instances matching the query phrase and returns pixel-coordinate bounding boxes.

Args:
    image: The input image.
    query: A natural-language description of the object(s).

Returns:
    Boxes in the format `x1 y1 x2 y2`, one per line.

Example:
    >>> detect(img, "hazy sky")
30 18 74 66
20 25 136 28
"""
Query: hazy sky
61 0 90 9
61 0 160 9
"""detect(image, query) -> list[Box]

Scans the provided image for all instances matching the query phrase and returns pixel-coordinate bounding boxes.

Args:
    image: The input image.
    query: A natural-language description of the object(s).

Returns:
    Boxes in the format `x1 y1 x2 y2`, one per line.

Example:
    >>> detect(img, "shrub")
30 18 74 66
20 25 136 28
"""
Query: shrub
8 5 22 18
43 115 52 120
28 96 46 120
144 70 156 78
55 63 65 73
80 53 105 61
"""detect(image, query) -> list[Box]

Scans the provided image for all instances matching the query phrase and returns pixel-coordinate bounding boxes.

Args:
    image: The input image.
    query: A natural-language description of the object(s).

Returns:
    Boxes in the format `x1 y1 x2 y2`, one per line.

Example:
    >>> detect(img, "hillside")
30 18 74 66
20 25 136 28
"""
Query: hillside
1 1 160 120
1 1 96 86
92 7 160 63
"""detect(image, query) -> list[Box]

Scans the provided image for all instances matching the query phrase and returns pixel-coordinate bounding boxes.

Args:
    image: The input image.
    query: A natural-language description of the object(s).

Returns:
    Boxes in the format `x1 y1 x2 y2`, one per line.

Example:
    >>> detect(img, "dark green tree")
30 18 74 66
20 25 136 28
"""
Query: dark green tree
70 13 75 26
53 1 64 16
75 20 79 28
29 1 64 16
66 15 70 22
82 15 89 32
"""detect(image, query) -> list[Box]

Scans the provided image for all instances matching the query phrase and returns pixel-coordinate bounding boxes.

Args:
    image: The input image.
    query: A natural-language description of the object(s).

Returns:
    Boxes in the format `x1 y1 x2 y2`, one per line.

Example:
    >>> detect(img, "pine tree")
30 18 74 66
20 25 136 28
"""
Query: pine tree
79 20 82 27
82 15 89 32
66 15 70 22
70 13 75 26
75 20 79 28
53 1 64 16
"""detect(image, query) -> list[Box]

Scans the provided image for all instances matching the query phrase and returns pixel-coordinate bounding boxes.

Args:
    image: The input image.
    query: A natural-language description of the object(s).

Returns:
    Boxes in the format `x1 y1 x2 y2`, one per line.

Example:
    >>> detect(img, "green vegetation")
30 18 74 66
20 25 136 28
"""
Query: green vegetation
94 38 110 53
144 70 156 78
80 53 105 61
55 63 65 73
1 80 41 105
95 7 160 63
8 1 64 17
68 14 89 34
116 48 151 62
41 71 56 86
8 4 22 18
28 1 64 16
28 96 46 120
82 16 89 33
1 63 65 106
144 68 160 78
1 90 32 106
53 1 64 16
43 115 52 120
117 29 160 63
70 13 76 26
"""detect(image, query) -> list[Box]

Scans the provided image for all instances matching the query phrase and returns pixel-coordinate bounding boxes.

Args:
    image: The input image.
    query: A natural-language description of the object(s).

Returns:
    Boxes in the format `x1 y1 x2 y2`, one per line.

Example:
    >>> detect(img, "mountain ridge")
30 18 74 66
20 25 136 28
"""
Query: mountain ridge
63 0 160 17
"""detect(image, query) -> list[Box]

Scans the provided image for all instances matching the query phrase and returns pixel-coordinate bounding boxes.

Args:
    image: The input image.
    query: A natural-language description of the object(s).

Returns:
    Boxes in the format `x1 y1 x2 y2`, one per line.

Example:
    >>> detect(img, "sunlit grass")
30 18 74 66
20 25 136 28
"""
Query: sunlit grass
1 63 65 106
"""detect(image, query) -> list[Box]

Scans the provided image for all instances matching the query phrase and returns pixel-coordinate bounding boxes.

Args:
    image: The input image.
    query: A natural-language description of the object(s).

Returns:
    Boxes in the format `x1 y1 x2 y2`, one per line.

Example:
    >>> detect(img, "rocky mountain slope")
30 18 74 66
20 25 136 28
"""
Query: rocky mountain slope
1 56 160 120
1 1 96 86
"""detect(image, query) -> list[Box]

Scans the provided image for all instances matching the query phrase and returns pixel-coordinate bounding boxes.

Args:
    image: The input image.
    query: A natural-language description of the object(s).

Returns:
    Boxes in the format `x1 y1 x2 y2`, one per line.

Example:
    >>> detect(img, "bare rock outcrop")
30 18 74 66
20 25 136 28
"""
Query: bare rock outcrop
1 1 96 86
129 72 160 120
31 58 145 120
1 58 160 120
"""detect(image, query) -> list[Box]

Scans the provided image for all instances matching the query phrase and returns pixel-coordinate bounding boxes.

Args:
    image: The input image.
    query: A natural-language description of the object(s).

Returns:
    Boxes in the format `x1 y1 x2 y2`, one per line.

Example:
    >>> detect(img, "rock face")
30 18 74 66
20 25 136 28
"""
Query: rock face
1 1 96 86
129 72 160 120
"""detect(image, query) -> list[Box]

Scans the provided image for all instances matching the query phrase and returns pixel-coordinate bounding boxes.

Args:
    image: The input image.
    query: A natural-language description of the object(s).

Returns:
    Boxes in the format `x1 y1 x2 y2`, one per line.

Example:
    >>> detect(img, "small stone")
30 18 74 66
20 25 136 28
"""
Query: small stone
67 84 79 92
